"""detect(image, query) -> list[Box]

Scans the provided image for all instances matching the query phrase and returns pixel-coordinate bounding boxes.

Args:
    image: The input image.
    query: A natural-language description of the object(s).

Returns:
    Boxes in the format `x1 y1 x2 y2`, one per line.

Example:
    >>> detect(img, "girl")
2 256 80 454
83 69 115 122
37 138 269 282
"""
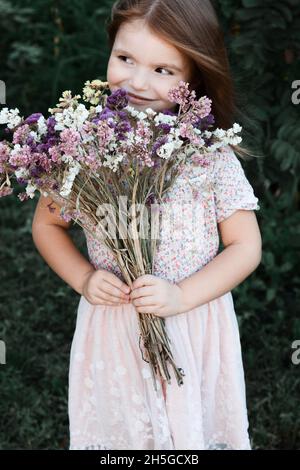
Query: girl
32 0 262 450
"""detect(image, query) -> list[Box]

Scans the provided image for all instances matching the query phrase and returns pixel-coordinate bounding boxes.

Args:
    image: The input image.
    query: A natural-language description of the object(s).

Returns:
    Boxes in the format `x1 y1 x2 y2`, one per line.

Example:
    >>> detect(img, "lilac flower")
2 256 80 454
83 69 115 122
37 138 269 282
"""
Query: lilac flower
96 120 115 147
98 107 118 126
192 96 212 119
9 144 32 167
115 119 132 141
0 142 10 168
17 191 29 201
47 116 56 128
12 124 31 145
106 89 129 111
24 113 43 125
157 123 171 134
60 128 80 157
0 186 13 197
16 177 28 185
167 81 196 113
161 109 177 116
151 135 168 156
191 153 211 167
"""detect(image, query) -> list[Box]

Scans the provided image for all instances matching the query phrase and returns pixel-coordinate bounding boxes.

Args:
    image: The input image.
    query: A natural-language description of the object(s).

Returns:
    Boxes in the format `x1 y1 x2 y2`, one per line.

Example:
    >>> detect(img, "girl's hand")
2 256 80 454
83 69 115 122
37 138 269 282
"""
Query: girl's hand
82 269 131 306
129 274 187 318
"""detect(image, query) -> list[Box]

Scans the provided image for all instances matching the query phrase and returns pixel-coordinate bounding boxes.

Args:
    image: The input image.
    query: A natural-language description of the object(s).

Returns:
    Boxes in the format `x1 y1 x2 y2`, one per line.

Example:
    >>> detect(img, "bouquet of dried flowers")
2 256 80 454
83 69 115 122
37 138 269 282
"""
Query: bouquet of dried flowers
0 79 242 391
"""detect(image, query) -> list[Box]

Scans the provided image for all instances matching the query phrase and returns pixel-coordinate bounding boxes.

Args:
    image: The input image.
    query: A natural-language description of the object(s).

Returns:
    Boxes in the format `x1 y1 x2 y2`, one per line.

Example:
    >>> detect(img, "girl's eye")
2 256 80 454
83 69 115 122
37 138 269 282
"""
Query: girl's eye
117 56 173 76
118 55 132 64
156 67 173 76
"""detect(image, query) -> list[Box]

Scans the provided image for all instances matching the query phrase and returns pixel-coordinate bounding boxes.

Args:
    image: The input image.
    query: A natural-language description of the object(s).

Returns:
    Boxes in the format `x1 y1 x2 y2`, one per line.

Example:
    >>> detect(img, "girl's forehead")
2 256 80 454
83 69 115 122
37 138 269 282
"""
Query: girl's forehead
114 19 191 67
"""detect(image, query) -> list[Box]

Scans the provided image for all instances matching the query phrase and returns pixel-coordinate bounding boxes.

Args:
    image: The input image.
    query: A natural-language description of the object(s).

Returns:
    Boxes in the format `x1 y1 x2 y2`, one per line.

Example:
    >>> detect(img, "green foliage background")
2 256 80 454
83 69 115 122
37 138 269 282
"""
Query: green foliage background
0 0 299 450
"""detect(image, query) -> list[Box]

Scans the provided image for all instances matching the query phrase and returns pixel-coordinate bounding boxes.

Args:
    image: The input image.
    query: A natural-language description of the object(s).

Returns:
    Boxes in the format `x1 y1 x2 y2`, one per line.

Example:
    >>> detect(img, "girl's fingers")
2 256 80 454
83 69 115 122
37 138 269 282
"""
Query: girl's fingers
130 286 153 300
104 272 131 294
132 296 157 308
99 280 130 302
134 305 157 314
95 287 129 304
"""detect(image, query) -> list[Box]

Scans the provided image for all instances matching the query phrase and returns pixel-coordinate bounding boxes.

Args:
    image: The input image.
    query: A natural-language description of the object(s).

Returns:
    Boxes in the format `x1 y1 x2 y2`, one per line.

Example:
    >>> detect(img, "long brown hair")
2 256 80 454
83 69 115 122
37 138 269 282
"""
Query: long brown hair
105 0 261 160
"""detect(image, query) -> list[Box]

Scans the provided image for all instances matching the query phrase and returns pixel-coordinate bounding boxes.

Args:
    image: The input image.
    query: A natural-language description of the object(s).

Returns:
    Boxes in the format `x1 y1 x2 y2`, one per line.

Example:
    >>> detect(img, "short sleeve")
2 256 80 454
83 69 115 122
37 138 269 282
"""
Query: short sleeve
212 145 260 223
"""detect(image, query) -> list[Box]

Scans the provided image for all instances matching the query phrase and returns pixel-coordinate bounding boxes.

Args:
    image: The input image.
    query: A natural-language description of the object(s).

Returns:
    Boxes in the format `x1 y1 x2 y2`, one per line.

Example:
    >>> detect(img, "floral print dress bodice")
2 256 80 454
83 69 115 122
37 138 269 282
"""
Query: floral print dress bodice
83 145 260 283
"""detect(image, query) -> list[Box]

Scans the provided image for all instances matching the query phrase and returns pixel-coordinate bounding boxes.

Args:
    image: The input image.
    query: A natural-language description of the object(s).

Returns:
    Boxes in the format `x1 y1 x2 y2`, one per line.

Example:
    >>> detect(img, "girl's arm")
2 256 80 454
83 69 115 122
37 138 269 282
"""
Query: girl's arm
177 209 262 310
31 195 95 295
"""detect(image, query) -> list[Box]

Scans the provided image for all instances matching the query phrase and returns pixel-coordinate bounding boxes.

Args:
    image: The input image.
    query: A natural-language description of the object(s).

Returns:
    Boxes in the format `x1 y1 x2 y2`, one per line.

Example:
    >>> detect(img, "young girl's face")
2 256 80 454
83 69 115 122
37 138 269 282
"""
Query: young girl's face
107 18 194 112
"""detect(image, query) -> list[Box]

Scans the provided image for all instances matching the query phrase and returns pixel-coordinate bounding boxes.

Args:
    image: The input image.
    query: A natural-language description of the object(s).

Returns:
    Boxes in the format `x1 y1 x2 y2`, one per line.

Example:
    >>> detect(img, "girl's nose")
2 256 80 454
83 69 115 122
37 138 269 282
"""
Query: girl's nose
129 70 149 91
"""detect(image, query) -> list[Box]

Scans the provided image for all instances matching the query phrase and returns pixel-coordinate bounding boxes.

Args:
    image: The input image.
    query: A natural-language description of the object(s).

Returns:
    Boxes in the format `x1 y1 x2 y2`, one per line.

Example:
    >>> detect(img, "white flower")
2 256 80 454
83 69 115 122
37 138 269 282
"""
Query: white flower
233 122 242 133
15 168 29 178
61 154 74 164
157 140 176 159
0 107 22 129
124 105 139 117
169 127 181 139
59 161 81 197
206 141 224 152
103 152 124 172
137 111 147 120
154 113 177 126
37 116 47 136
54 103 89 131
29 130 39 142
145 107 157 117
0 107 9 124
26 182 37 199
135 135 144 144
10 143 22 156
125 130 135 145
227 135 242 145
203 130 212 138
95 104 103 113
213 128 226 139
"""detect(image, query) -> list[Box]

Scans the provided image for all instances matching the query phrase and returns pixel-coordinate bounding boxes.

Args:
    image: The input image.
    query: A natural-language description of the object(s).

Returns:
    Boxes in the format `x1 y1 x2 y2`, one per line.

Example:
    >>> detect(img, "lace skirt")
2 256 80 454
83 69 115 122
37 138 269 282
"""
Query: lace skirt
68 292 252 450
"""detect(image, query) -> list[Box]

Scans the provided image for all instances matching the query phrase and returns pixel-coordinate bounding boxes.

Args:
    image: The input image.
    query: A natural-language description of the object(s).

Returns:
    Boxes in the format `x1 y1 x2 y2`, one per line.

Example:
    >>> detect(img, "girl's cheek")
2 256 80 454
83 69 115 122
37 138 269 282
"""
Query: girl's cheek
107 60 128 87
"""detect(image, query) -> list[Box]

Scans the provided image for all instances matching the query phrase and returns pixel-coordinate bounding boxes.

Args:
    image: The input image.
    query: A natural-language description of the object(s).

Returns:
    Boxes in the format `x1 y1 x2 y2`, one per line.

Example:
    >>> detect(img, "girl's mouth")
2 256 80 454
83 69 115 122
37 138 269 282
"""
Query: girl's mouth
128 93 155 104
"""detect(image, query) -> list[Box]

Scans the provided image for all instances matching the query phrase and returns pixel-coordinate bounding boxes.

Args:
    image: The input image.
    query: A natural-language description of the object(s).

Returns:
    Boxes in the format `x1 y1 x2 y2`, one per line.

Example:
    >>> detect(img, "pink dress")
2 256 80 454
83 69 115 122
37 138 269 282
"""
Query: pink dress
68 145 260 450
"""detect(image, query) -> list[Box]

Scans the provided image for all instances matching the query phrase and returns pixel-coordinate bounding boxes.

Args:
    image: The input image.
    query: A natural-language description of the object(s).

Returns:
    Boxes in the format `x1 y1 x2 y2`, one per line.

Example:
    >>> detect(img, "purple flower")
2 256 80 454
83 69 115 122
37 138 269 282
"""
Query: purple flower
30 166 43 178
115 119 132 140
161 109 177 116
106 89 129 111
24 113 43 125
26 135 38 151
91 117 101 124
16 177 28 185
99 108 117 123
157 123 171 134
151 136 168 156
46 117 57 133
